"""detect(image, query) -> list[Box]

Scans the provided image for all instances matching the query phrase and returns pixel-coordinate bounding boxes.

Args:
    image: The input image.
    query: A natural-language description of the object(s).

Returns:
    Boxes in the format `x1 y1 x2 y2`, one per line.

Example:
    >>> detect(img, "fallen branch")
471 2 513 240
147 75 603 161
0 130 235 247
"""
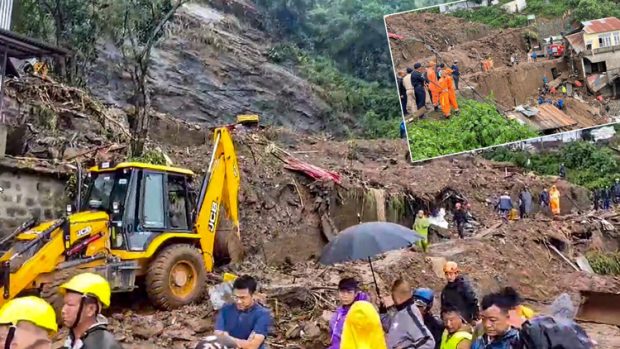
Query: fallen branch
547 244 579 271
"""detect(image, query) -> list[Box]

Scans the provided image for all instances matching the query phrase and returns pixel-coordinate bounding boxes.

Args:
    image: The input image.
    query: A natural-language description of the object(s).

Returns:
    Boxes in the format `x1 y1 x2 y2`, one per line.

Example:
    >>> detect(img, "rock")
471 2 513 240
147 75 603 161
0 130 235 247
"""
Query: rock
321 310 334 323
184 318 211 334
302 322 321 339
132 319 165 339
163 328 196 341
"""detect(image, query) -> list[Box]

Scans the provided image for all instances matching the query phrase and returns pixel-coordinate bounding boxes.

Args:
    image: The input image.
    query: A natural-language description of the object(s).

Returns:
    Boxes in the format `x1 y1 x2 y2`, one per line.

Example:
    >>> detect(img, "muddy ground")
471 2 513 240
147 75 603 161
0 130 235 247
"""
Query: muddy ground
2 78 620 348
386 12 614 129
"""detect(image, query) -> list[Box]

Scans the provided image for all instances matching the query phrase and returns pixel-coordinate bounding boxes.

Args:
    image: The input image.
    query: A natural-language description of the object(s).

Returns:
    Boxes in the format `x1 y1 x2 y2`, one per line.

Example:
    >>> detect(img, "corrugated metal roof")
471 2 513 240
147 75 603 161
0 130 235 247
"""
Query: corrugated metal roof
0 0 13 30
565 32 585 53
511 104 577 132
582 17 620 34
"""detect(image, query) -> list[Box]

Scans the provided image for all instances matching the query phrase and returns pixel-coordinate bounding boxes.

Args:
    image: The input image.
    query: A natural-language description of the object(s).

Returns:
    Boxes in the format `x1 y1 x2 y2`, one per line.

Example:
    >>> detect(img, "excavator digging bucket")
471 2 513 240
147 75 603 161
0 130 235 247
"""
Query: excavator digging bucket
576 290 620 326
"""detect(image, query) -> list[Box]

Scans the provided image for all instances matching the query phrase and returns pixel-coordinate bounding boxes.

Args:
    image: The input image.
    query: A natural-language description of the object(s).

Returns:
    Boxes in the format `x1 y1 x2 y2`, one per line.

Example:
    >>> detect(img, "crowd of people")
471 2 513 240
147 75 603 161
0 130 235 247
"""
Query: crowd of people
326 261 594 349
537 76 568 111
592 178 620 211
397 60 461 121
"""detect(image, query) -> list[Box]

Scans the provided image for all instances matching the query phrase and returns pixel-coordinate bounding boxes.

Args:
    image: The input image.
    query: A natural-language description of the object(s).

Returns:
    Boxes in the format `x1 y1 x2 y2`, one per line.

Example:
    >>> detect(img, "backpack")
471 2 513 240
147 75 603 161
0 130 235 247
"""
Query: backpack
519 315 594 349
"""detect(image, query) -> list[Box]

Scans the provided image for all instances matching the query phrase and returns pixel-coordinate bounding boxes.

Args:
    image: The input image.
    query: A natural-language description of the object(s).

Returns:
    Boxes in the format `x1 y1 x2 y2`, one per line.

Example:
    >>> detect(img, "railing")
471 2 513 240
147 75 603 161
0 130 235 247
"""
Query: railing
584 44 620 55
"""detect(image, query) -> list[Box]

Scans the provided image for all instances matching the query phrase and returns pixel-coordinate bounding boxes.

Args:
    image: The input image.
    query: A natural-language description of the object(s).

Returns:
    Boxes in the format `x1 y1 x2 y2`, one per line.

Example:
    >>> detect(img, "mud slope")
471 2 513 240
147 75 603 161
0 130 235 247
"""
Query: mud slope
87 2 351 135
386 12 494 70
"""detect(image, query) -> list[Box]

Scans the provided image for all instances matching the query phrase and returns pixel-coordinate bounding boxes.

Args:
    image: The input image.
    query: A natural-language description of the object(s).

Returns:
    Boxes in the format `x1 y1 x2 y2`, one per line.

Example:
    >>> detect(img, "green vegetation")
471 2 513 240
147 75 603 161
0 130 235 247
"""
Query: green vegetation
127 149 169 165
485 141 620 190
268 44 400 137
407 99 538 161
452 0 620 28
587 251 620 275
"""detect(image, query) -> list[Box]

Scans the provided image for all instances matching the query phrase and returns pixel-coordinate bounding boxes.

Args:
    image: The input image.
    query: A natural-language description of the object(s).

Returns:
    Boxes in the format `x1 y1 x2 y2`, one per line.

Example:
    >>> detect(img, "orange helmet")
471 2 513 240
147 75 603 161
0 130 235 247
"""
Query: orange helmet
443 261 458 273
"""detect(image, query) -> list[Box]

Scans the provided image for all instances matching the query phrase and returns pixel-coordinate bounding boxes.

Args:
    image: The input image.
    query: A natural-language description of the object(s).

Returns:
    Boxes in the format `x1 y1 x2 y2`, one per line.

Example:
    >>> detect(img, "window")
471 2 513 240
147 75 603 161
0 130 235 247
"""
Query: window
614 32 620 46
586 41 592 50
142 172 165 228
168 175 189 230
599 34 612 48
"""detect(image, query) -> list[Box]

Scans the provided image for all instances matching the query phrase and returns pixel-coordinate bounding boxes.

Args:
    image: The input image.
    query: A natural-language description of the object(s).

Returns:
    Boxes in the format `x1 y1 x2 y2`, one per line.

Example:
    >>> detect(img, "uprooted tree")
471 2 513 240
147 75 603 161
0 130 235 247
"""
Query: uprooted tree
105 0 190 156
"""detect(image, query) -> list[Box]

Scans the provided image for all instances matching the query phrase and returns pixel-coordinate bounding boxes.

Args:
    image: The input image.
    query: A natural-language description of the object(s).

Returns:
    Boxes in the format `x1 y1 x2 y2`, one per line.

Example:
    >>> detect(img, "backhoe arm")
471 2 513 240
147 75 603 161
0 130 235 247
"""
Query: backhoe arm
194 127 240 271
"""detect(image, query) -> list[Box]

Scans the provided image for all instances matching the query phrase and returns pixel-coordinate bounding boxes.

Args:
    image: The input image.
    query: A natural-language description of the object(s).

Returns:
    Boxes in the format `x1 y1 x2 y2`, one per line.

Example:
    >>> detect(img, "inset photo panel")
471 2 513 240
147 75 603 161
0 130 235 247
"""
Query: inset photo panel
386 1 620 163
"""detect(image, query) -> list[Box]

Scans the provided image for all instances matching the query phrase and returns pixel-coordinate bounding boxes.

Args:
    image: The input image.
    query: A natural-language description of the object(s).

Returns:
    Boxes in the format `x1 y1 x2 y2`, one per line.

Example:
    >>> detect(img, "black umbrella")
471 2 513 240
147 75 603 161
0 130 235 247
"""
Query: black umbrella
319 221 422 296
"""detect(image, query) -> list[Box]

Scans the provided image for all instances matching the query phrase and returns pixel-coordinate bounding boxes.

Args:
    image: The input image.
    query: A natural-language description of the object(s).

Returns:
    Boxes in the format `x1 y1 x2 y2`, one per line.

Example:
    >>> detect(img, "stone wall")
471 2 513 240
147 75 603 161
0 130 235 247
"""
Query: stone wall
0 165 67 234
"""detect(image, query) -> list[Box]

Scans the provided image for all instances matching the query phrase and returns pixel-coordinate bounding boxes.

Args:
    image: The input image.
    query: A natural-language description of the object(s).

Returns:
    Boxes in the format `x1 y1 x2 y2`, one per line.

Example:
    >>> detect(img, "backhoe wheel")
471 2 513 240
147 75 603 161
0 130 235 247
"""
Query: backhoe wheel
146 244 206 310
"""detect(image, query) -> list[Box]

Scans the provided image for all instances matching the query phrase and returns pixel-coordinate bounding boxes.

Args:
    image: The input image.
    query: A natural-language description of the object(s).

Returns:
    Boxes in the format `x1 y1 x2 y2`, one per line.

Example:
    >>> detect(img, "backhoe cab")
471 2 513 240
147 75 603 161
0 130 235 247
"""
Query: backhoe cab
0 127 240 311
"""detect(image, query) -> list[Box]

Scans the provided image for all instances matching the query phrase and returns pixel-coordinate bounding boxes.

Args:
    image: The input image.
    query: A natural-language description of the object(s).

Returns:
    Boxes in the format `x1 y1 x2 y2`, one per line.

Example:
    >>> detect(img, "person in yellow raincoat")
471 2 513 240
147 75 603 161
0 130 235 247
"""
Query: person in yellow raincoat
340 301 387 349
549 185 561 215
426 61 441 109
413 210 431 252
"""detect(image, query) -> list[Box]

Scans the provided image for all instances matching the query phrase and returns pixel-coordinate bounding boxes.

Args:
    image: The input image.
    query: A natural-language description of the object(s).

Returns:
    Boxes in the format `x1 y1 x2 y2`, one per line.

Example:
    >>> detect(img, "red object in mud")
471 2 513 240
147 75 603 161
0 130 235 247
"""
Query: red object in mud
597 95 604 102
548 43 565 57
388 32 404 40
574 80 583 87
283 157 342 184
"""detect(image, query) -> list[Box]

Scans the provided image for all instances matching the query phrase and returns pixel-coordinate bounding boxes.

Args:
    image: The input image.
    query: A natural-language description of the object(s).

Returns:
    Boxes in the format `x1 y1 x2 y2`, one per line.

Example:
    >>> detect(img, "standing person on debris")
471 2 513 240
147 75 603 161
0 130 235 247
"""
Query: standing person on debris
438 70 454 118
451 61 460 90
561 84 567 97
453 203 468 239
471 292 521 349
426 61 441 111
413 288 445 349
60 273 122 349
593 188 601 210
439 306 473 349
328 277 369 349
539 188 550 212
400 120 407 139
403 68 416 115
380 279 435 349
496 192 513 222
518 188 532 219
341 301 387 349
531 51 537 62
414 210 432 252
603 186 612 210
612 178 620 205
559 163 566 178
0 296 57 349
440 262 479 326
412 63 430 116
397 70 408 115
214 275 272 349
443 67 459 115
549 185 561 215
437 63 445 78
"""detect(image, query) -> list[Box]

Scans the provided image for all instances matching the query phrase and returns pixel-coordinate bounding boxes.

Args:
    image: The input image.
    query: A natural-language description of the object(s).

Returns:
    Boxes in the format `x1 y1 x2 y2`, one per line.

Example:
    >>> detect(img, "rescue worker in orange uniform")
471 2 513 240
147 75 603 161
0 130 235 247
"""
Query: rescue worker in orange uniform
439 68 459 118
426 61 441 110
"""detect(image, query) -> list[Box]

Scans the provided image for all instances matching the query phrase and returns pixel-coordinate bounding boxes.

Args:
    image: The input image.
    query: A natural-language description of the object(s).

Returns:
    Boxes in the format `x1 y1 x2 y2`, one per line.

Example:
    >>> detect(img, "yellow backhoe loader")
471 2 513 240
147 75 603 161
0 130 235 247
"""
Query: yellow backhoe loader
0 126 241 311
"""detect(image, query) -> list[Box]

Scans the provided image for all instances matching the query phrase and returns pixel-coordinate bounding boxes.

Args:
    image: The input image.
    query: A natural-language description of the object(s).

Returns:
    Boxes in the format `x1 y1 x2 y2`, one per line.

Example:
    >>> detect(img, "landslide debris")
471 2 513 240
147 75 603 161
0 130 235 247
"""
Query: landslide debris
3 77 620 348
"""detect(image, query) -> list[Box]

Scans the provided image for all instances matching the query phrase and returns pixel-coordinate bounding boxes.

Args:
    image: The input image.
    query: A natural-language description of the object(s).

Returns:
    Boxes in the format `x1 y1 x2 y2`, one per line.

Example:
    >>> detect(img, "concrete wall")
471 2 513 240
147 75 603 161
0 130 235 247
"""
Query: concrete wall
0 169 67 234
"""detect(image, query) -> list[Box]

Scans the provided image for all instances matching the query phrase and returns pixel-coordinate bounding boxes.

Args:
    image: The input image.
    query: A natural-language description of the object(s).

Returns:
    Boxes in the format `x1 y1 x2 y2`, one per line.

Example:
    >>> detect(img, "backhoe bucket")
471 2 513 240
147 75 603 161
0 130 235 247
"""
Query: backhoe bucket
576 290 620 326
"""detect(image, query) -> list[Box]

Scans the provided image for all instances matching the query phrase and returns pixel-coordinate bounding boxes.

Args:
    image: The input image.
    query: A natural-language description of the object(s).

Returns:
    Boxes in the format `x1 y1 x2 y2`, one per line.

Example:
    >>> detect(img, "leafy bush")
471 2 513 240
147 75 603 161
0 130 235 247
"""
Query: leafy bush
587 251 620 275
452 7 527 28
407 99 538 161
484 141 620 189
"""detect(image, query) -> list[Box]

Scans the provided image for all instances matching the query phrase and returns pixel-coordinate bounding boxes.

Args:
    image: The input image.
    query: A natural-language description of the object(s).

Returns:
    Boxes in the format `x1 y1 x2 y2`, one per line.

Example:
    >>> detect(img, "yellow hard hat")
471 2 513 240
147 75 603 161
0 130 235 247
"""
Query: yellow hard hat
59 273 111 308
0 296 57 332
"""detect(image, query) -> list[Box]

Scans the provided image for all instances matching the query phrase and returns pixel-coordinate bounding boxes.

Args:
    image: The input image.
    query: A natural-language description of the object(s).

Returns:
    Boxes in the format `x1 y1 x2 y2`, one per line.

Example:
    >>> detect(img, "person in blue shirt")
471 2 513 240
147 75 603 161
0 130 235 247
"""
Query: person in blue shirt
555 98 564 110
215 275 273 349
451 61 460 90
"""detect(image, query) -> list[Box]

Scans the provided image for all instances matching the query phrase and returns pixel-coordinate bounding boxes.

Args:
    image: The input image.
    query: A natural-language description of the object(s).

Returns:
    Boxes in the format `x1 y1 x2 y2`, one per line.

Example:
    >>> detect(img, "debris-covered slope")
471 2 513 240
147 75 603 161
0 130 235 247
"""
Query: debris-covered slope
4 77 620 349
87 2 352 135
